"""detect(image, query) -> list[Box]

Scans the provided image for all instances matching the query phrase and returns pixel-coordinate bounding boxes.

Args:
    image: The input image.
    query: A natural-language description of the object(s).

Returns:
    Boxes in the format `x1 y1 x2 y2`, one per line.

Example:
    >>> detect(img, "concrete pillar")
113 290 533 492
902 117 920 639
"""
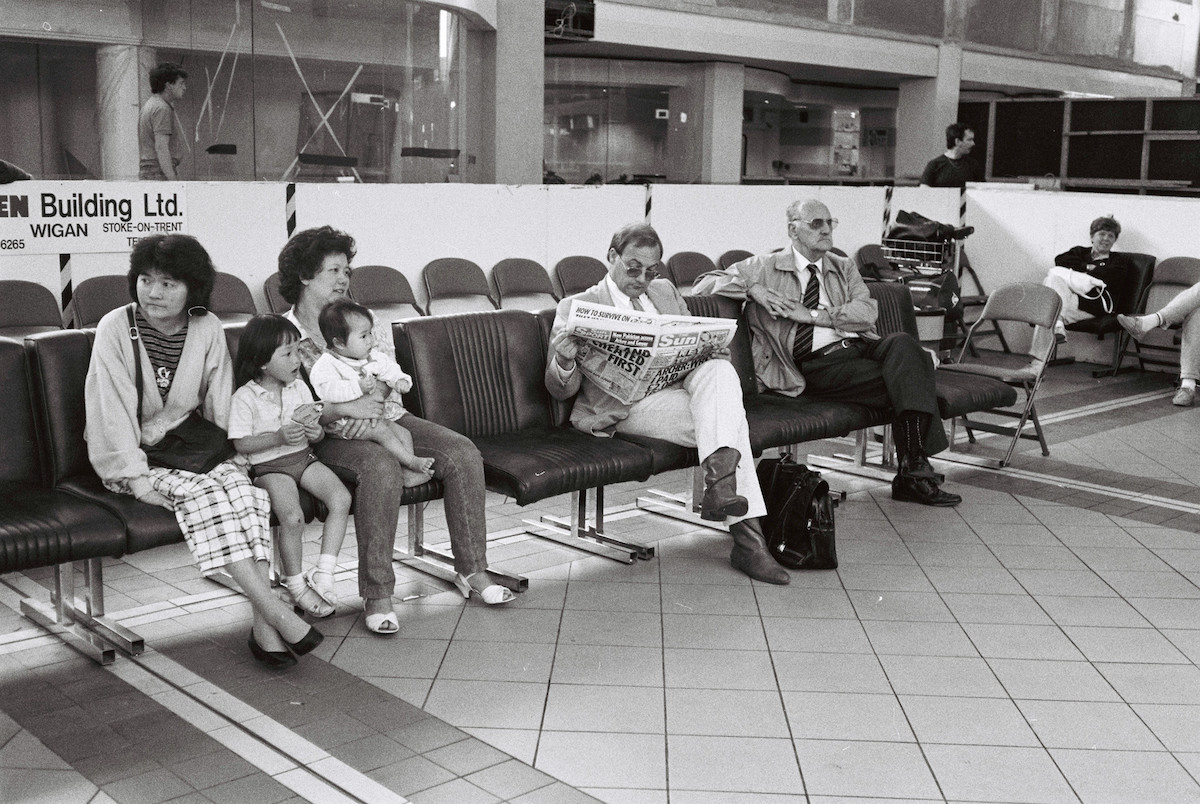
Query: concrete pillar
895 43 962 180
667 62 744 184
96 45 152 181
492 0 543 184
700 62 745 184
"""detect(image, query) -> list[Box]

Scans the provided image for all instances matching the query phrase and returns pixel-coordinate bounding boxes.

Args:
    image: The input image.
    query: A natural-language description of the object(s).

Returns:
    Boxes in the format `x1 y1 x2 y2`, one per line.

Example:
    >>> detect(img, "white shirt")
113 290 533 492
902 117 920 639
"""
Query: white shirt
227 379 316 464
792 246 854 352
604 274 658 314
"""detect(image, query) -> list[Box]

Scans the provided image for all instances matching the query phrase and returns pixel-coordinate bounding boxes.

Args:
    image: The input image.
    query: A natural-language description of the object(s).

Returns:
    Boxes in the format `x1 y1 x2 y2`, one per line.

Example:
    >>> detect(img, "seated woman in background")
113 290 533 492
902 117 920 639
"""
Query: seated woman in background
85 234 321 669
1042 215 1132 343
1119 287 1200 407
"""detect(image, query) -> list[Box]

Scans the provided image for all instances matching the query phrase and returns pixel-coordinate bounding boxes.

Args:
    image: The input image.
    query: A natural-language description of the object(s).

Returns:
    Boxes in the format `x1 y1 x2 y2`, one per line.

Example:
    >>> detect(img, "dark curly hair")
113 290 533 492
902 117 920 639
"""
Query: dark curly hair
234 314 301 389
128 234 214 311
277 226 356 305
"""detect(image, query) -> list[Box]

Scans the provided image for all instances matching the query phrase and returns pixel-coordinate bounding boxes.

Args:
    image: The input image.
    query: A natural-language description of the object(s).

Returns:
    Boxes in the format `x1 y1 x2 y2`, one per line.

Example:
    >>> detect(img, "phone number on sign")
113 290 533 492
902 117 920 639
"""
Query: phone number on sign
0 239 25 249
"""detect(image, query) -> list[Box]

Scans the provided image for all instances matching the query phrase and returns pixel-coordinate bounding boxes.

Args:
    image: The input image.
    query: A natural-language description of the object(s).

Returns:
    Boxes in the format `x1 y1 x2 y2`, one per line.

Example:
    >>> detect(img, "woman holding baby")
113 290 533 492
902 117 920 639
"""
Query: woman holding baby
278 226 513 634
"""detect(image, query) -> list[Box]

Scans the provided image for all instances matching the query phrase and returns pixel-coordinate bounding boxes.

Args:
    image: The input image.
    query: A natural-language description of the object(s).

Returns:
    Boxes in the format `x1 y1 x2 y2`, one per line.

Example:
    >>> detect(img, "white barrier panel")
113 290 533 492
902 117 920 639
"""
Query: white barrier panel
295 183 646 305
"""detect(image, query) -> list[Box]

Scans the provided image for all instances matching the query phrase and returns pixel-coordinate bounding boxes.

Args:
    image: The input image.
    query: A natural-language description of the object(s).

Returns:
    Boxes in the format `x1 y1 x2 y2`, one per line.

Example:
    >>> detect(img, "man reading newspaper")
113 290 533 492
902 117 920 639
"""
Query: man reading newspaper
545 223 788 584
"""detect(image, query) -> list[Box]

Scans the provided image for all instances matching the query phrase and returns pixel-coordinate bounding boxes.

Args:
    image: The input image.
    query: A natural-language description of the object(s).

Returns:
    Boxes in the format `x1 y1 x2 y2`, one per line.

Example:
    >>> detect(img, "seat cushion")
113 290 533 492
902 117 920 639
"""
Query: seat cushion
615 433 698 475
58 474 184 555
1067 314 1119 335
474 428 655 506
746 395 885 453
0 481 126 572
934 370 1018 418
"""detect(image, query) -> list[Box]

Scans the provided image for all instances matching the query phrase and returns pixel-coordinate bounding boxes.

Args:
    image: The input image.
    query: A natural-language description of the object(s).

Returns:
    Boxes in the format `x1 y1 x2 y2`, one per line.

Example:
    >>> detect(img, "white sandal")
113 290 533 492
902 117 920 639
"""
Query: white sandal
304 568 339 607
454 572 515 605
364 611 399 635
290 584 335 618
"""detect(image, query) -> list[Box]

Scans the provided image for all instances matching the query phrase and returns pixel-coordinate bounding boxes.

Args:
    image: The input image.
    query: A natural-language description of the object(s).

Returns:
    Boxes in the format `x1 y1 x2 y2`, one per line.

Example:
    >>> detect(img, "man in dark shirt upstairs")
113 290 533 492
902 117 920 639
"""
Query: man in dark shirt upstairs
920 122 981 188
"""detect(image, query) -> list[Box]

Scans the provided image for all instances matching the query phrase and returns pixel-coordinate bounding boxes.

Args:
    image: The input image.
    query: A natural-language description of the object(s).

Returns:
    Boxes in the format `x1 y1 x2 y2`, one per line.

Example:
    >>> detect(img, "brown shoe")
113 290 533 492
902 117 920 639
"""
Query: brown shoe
700 446 749 521
729 518 790 584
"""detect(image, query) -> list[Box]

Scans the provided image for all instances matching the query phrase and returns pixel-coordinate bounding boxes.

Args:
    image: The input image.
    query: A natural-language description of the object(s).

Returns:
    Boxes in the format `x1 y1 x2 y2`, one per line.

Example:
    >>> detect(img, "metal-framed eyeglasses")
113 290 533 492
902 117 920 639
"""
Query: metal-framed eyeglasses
789 217 839 231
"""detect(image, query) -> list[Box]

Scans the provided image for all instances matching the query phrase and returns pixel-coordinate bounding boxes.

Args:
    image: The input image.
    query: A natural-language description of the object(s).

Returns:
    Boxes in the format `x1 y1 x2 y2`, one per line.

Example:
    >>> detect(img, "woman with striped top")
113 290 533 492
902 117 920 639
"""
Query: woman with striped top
85 234 321 669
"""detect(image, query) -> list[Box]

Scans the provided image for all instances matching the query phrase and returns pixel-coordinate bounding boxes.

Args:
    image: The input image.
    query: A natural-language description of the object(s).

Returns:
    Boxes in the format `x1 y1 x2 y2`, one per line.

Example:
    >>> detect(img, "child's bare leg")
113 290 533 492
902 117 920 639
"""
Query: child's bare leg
256 474 333 618
359 421 435 485
298 461 352 604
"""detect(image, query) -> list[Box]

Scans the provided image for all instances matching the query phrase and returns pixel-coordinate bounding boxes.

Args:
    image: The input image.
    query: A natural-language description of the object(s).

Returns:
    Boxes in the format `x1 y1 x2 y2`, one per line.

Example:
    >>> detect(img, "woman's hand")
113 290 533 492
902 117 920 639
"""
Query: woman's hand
748 284 796 319
136 488 173 510
333 395 384 439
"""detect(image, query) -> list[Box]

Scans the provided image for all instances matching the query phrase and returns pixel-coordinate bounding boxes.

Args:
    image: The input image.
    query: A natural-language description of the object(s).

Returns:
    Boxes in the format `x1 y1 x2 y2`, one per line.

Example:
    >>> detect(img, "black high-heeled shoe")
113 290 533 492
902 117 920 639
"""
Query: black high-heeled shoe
285 625 324 656
248 631 297 669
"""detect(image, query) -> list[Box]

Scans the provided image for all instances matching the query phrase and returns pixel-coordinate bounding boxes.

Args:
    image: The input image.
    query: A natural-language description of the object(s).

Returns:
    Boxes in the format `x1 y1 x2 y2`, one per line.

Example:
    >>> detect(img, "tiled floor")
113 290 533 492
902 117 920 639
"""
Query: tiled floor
3 361 1200 803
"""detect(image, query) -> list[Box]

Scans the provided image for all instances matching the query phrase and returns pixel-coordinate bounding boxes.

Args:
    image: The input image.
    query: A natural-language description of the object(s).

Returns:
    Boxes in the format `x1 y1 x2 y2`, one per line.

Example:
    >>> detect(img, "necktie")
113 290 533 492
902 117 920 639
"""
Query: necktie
791 264 820 365
631 296 645 312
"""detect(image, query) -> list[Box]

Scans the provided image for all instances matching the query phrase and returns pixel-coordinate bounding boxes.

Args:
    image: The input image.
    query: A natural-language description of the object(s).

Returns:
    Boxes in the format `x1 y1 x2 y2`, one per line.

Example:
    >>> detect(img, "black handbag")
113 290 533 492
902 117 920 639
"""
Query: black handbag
755 453 838 570
126 305 235 474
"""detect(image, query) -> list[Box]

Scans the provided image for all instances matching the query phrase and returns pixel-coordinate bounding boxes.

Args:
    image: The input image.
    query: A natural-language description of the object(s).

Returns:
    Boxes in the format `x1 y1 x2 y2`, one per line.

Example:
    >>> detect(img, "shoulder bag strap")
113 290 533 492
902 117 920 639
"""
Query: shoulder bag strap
126 303 145 421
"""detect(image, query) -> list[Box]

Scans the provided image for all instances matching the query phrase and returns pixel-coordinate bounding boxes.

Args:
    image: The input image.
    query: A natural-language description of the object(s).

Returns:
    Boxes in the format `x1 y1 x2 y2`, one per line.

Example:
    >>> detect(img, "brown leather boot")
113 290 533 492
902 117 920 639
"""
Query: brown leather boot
700 446 749 521
729 518 790 584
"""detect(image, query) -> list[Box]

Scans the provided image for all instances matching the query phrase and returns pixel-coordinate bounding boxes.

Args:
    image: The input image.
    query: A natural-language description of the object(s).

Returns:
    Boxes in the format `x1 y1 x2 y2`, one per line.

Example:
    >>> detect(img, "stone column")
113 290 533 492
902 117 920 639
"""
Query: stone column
96 45 153 181
894 43 962 180
492 0 543 184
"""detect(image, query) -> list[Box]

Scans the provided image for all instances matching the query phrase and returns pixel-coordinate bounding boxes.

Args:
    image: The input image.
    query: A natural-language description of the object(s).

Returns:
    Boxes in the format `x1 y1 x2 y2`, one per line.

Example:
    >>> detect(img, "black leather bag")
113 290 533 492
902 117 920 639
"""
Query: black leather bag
887 209 959 243
126 305 235 475
755 454 838 570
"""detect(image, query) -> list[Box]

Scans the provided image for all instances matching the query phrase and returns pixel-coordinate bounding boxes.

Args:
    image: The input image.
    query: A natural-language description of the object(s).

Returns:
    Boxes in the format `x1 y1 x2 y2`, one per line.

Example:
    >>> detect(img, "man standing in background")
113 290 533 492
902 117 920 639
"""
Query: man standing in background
920 122 980 188
139 62 187 180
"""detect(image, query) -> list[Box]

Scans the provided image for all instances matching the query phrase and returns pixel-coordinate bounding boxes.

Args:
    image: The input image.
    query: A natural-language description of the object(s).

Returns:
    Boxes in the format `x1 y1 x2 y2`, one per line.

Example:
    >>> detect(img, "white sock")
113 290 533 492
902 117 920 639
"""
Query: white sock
284 574 306 598
1181 378 1196 391
316 554 337 576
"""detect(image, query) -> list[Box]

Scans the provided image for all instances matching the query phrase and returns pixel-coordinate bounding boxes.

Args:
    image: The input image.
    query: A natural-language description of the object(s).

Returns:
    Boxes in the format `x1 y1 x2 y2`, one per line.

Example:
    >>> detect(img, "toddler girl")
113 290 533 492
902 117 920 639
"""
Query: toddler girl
229 314 353 618
309 298 434 486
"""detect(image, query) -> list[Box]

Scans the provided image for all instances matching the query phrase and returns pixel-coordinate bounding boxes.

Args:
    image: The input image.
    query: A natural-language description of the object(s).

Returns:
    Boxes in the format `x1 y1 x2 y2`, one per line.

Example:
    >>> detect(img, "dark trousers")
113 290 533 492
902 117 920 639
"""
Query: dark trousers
799 333 948 456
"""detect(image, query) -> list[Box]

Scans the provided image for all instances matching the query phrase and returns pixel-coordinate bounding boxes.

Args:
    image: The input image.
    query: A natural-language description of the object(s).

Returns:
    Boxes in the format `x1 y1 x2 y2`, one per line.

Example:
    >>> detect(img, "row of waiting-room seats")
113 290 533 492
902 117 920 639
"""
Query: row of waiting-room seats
1 280 1021 664
0 249 760 339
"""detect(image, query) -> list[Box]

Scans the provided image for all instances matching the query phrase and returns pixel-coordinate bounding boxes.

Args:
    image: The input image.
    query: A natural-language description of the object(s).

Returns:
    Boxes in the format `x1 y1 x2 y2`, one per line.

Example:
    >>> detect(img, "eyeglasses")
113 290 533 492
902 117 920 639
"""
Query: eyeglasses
616 254 661 281
790 217 839 231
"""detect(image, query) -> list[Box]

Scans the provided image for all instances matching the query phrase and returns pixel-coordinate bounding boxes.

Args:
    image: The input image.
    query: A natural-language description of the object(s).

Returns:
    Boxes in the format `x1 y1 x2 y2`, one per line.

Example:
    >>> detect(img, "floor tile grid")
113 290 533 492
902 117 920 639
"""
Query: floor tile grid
861 486 1200 800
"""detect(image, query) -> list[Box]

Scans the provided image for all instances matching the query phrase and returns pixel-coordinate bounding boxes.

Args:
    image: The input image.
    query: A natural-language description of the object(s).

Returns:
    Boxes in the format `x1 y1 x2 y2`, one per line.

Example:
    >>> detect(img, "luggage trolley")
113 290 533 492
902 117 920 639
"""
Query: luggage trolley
881 233 1010 354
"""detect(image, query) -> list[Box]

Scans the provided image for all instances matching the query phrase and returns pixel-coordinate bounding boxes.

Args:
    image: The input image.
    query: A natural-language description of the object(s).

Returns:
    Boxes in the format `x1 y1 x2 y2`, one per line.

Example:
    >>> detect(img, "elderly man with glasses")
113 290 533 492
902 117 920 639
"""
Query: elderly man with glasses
546 222 788 585
693 198 961 507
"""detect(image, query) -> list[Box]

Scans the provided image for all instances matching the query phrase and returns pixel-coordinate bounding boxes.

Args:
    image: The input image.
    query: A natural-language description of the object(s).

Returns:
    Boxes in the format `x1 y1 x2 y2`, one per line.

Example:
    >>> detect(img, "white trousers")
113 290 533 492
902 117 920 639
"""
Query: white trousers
1153 280 1200 381
1032 273 1096 358
615 359 766 521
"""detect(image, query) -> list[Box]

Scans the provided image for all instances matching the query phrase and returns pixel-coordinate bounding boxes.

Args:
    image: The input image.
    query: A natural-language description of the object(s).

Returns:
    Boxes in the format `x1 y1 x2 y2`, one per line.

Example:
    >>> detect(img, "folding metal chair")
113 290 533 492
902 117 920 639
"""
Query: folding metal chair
349 264 425 321
554 256 607 297
1121 256 1200 374
209 272 258 323
491 258 558 312
0 280 63 336
665 251 717 295
422 258 497 316
717 249 753 270
938 283 1062 467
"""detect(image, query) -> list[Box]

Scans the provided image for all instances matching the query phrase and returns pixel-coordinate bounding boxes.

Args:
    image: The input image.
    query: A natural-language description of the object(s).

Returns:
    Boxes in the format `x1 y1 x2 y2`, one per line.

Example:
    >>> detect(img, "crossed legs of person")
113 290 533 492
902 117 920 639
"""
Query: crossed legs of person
616 359 788 584
150 461 320 666
1119 281 1200 406
800 333 961 506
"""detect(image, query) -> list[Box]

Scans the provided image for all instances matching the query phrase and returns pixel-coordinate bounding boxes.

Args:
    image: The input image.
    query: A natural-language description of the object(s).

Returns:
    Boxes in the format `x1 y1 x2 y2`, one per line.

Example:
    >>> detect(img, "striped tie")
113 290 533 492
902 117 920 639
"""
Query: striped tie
792 264 820 365
631 297 645 312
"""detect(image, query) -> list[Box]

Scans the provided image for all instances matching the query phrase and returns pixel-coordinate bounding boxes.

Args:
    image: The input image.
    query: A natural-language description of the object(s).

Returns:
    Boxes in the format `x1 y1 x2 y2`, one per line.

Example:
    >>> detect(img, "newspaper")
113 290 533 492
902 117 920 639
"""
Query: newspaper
565 300 737 405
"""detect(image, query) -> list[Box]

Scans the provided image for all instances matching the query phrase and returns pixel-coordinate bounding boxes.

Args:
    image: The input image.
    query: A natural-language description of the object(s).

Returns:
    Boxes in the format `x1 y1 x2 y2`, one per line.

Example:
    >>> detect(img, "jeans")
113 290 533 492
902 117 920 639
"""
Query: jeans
1153 281 1200 381
315 414 489 599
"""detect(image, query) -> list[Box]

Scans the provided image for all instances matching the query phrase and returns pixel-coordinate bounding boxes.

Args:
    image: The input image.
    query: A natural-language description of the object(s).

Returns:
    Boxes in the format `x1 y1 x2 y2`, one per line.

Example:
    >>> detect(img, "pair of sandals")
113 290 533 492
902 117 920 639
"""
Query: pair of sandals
363 571 515 636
